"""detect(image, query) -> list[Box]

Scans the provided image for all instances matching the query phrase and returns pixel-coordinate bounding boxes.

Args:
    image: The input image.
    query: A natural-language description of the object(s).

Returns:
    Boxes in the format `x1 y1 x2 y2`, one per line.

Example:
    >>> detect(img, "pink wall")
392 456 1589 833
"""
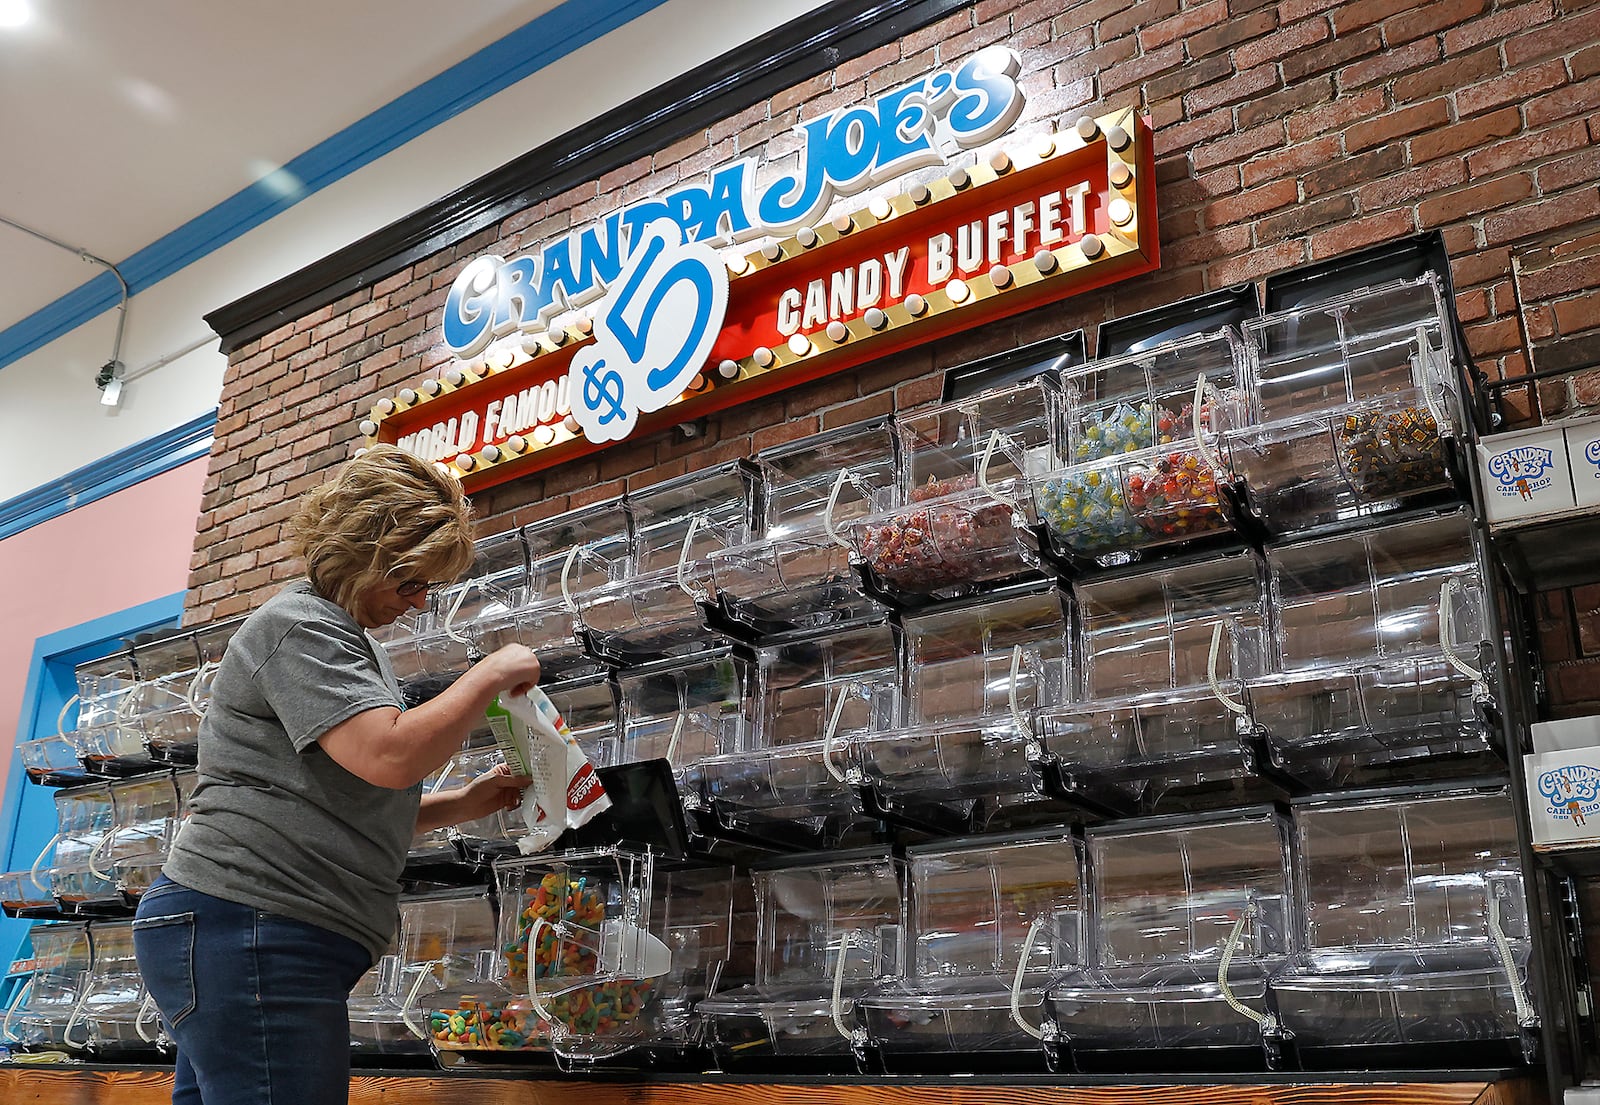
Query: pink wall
0 458 207 796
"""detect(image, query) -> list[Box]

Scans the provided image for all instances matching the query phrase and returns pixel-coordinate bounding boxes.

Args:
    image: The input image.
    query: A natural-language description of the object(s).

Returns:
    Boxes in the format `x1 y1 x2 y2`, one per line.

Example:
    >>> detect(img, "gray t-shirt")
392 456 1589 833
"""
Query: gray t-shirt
164 580 421 963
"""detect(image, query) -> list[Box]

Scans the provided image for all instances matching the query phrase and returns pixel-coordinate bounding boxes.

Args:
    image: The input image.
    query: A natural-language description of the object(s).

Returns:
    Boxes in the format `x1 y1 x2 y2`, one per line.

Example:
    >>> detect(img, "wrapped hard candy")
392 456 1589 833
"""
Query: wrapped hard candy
1335 405 1447 501
1125 451 1228 539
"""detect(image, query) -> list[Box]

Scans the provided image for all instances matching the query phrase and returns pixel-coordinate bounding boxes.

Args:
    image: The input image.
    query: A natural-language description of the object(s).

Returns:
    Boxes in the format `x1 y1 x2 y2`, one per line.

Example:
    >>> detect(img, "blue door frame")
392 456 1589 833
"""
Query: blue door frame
0 593 186 965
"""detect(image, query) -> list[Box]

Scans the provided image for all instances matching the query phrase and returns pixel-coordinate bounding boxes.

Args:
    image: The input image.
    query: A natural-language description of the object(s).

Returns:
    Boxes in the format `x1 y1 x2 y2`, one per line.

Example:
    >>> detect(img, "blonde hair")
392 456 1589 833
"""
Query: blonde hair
289 445 476 623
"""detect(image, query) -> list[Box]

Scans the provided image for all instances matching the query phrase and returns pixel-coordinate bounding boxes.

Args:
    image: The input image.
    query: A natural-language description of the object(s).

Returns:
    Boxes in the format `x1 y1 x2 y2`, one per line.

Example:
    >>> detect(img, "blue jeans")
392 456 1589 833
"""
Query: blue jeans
132 875 373 1105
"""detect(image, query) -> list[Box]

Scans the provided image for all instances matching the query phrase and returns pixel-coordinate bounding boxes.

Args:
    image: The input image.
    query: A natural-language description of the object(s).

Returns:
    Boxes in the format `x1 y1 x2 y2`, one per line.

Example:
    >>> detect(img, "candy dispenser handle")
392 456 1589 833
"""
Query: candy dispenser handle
136 991 163 1044
977 430 1019 509
1008 645 1035 740
675 513 710 603
88 827 118 882
62 982 91 1050
663 704 688 769
1439 578 1485 685
1216 902 1276 1033
398 960 442 1042
821 684 857 785
526 917 557 1030
1487 882 1536 1027
1192 372 1227 474
185 661 219 718
559 543 584 614
1207 623 1249 716
442 579 477 646
822 470 853 550
2 977 32 1044
1008 915 1049 1042
29 834 60 895
829 931 858 1041
55 695 80 742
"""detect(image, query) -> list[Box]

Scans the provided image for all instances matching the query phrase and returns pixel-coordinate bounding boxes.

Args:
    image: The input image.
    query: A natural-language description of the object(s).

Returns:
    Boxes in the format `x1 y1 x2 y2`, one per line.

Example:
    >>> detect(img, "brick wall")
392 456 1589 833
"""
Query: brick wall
190 0 1600 714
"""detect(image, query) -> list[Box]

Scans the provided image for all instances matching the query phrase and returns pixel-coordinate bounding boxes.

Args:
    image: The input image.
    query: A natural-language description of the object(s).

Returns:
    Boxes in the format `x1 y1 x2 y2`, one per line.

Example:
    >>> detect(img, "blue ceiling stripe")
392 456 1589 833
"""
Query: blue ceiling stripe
0 0 670 374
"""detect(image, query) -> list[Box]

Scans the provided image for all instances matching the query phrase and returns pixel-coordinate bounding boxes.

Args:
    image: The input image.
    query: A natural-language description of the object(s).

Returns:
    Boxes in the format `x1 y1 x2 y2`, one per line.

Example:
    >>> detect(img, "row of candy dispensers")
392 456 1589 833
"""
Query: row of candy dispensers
327 784 1532 1073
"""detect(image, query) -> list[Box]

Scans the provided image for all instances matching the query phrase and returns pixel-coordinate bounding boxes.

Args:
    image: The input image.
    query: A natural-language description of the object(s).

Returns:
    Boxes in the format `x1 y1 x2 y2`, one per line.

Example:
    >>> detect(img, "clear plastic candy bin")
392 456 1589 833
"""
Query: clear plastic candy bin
400 888 546 1060
850 380 1055 601
350 952 429 1061
1036 551 1270 814
495 848 672 1066
72 649 150 775
857 831 1083 1072
850 583 1070 820
578 463 752 661
615 649 742 797
697 619 897 838
1036 329 1251 564
1047 807 1294 1072
100 772 182 899
3 922 91 1052
426 530 531 662
1272 786 1536 1066
700 850 903 1070
370 605 449 708
73 920 161 1057
129 630 205 765
1252 508 1493 786
515 499 631 681
43 783 120 911
711 421 899 635
1230 274 1465 537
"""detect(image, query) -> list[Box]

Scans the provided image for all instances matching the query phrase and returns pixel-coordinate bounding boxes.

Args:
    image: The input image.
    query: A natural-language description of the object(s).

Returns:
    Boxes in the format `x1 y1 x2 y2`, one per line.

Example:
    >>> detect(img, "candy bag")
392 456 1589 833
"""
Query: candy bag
486 687 611 854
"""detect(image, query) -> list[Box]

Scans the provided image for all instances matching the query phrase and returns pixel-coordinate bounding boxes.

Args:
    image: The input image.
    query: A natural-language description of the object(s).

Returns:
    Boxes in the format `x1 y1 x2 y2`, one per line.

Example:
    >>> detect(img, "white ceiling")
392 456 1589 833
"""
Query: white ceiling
0 0 562 333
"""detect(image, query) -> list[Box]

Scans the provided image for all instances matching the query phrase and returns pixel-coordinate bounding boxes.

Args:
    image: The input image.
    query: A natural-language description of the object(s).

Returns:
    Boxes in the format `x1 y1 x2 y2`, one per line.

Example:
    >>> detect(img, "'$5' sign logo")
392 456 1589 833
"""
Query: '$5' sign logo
571 218 730 444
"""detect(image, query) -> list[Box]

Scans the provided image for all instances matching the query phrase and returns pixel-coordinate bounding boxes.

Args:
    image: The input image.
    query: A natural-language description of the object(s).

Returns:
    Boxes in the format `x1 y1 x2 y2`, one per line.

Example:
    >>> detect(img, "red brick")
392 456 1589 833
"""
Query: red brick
1206 178 1302 227
1575 42 1600 83
1286 87 1387 143
1417 172 1535 227
1101 42 1187 96
1233 15 1333 69
1464 317 1524 356
1554 657 1600 707
1409 106 1520 164
1255 194 1358 242
1186 7 1279 57
1207 239 1309 285
1393 48 1502 103
1554 293 1600 337
1383 0 1489 45
1281 26 1384 82
1456 58 1569 117
1467 118 1590 179
1451 246 1513 288
1443 0 1555 53
1145 53 1232 104
1302 144 1408 197
1332 0 1427 33
1526 77 1600 127
1236 75 1338 130
1576 367 1600 407
1504 7 1600 67
1156 108 1236 158
1337 35 1441 90
1243 135 1345 189
1191 121 1286 173
1184 63 1282 116
1139 0 1231 49
1484 191 1600 246
1536 147 1600 193
1346 98 1451 152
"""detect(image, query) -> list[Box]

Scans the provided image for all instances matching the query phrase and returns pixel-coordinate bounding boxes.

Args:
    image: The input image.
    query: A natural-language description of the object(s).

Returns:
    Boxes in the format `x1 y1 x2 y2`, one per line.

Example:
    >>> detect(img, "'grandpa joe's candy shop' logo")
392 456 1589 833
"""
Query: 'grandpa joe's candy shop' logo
1487 445 1555 501
1538 763 1600 828
1586 437 1600 480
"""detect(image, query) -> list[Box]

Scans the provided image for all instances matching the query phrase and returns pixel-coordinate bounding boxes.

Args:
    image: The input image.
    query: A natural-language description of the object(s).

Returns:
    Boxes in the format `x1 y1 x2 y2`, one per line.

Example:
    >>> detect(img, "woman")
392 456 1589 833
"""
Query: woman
133 445 543 1105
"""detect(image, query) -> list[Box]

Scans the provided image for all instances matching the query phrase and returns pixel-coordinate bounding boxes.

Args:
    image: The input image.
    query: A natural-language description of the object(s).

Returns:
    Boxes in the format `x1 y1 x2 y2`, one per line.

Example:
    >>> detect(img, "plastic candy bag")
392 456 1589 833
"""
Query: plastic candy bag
486 687 611 854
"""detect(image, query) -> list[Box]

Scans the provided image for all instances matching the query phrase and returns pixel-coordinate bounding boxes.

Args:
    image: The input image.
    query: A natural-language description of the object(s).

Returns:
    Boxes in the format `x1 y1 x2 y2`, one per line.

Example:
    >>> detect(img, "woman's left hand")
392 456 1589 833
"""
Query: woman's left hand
454 762 533 822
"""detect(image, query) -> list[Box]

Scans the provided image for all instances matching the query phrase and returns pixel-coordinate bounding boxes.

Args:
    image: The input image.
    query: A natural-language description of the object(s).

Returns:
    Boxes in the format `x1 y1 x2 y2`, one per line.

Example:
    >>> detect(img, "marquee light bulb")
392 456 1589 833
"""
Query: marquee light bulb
1033 249 1058 274
505 435 526 453
398 388 417 405
374 398 395 416
797 226 818 248
753 346 775 368
535 425 556 445
481 445 501 463
868 196 892 220
359 420 378 437
864 307 888 330
443 368 464 387
420 379 441 396
989 264 1013 289
456 455 476 472
1080 233 1105 259
718 359 740 379
946 279 971 304
905 294 927 316
826 320 848 343
1109 197 1134 226
788 333 812 356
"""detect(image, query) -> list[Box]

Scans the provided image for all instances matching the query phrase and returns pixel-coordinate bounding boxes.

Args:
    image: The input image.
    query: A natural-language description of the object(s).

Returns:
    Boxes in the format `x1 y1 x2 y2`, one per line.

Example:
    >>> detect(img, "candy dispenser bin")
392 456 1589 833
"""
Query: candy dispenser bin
44 783 121 913
849 583 1070 827
1035 551 1273 814
1254 508 1495 786
0 869 58 918
18 718 91 789
494 847 668 1065
700 849 904 1071
129 630 204 765
578 463 753 662
1046 807 1295 1072
428 530 531 659
72 649 150 776
100 772 182 899
3 922 90 1053
857 831 1084 1073
1273 785 1535 1067
710 420 898 636
409 743 485 871
697 619 896 843
850 379 1056 603
1230 274 1465 538
370 606 442 708
74 920 160 1058
351 952 430 1063
399 888 542 1062
616 649 742 799
1036 329 1252 566
189 615 243 713
515 499 631 681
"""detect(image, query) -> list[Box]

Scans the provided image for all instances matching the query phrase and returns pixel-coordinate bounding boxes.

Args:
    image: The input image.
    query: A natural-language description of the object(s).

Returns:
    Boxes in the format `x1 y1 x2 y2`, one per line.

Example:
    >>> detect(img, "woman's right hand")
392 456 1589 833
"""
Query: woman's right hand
483 643 542 698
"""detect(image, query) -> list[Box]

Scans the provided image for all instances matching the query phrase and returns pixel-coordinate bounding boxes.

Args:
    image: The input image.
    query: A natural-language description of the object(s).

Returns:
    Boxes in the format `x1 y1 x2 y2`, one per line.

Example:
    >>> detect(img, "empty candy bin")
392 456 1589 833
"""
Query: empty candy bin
514 499 631 680
1273 786 1536 1066
1035 551 1270 813
428 530 531 661
1047 808 1293 1072
851 380 1055 601
3 922 91 1052
43 783 120 911
578 463 752 660
850 583 1070 817
697 620 897 835
1037 329 1251 564
100 773 182 898
615 649 742 796
350 952 428 1060
700 850 903 1070
129 631 205 764
857 831 1083 1072
711 421 898 635
72 650 150 775
74 920 160 1057
1255 509 1492 784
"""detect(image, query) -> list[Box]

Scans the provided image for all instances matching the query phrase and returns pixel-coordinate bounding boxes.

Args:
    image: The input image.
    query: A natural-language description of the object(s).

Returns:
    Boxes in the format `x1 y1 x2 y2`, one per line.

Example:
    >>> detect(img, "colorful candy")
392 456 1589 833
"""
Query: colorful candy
1335 405 1447 501
857 475 1023 591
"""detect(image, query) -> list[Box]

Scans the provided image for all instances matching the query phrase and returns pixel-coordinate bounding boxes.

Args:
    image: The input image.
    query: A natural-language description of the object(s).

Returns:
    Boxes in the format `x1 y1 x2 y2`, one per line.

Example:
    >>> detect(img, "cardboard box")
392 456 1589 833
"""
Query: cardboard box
1525 748 1600 849
1566 417 1600 511
1479 424 1577 525
1533 715 1600 754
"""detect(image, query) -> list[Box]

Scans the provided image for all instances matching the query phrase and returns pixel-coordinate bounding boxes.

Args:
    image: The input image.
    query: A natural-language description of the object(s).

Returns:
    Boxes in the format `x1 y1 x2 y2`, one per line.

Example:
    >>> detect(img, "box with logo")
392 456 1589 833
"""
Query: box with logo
1524 747 1600 850
1477 423 1576 525
1565 414 1600 511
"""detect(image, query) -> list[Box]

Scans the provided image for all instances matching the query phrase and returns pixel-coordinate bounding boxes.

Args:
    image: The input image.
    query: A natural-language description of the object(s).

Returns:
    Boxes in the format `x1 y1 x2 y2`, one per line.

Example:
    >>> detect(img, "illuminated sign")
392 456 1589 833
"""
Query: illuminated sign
362 76 1160 490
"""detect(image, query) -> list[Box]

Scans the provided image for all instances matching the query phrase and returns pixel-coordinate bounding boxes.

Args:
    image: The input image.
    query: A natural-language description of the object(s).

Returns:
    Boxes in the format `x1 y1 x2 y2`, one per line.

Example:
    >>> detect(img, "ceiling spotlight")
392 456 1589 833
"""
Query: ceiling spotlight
97 360 125 408
0 0 31 30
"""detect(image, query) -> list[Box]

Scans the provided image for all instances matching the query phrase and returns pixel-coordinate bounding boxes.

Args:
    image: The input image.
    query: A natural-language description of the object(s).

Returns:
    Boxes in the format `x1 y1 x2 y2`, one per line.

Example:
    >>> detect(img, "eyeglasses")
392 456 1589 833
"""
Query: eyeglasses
395 579 436 598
